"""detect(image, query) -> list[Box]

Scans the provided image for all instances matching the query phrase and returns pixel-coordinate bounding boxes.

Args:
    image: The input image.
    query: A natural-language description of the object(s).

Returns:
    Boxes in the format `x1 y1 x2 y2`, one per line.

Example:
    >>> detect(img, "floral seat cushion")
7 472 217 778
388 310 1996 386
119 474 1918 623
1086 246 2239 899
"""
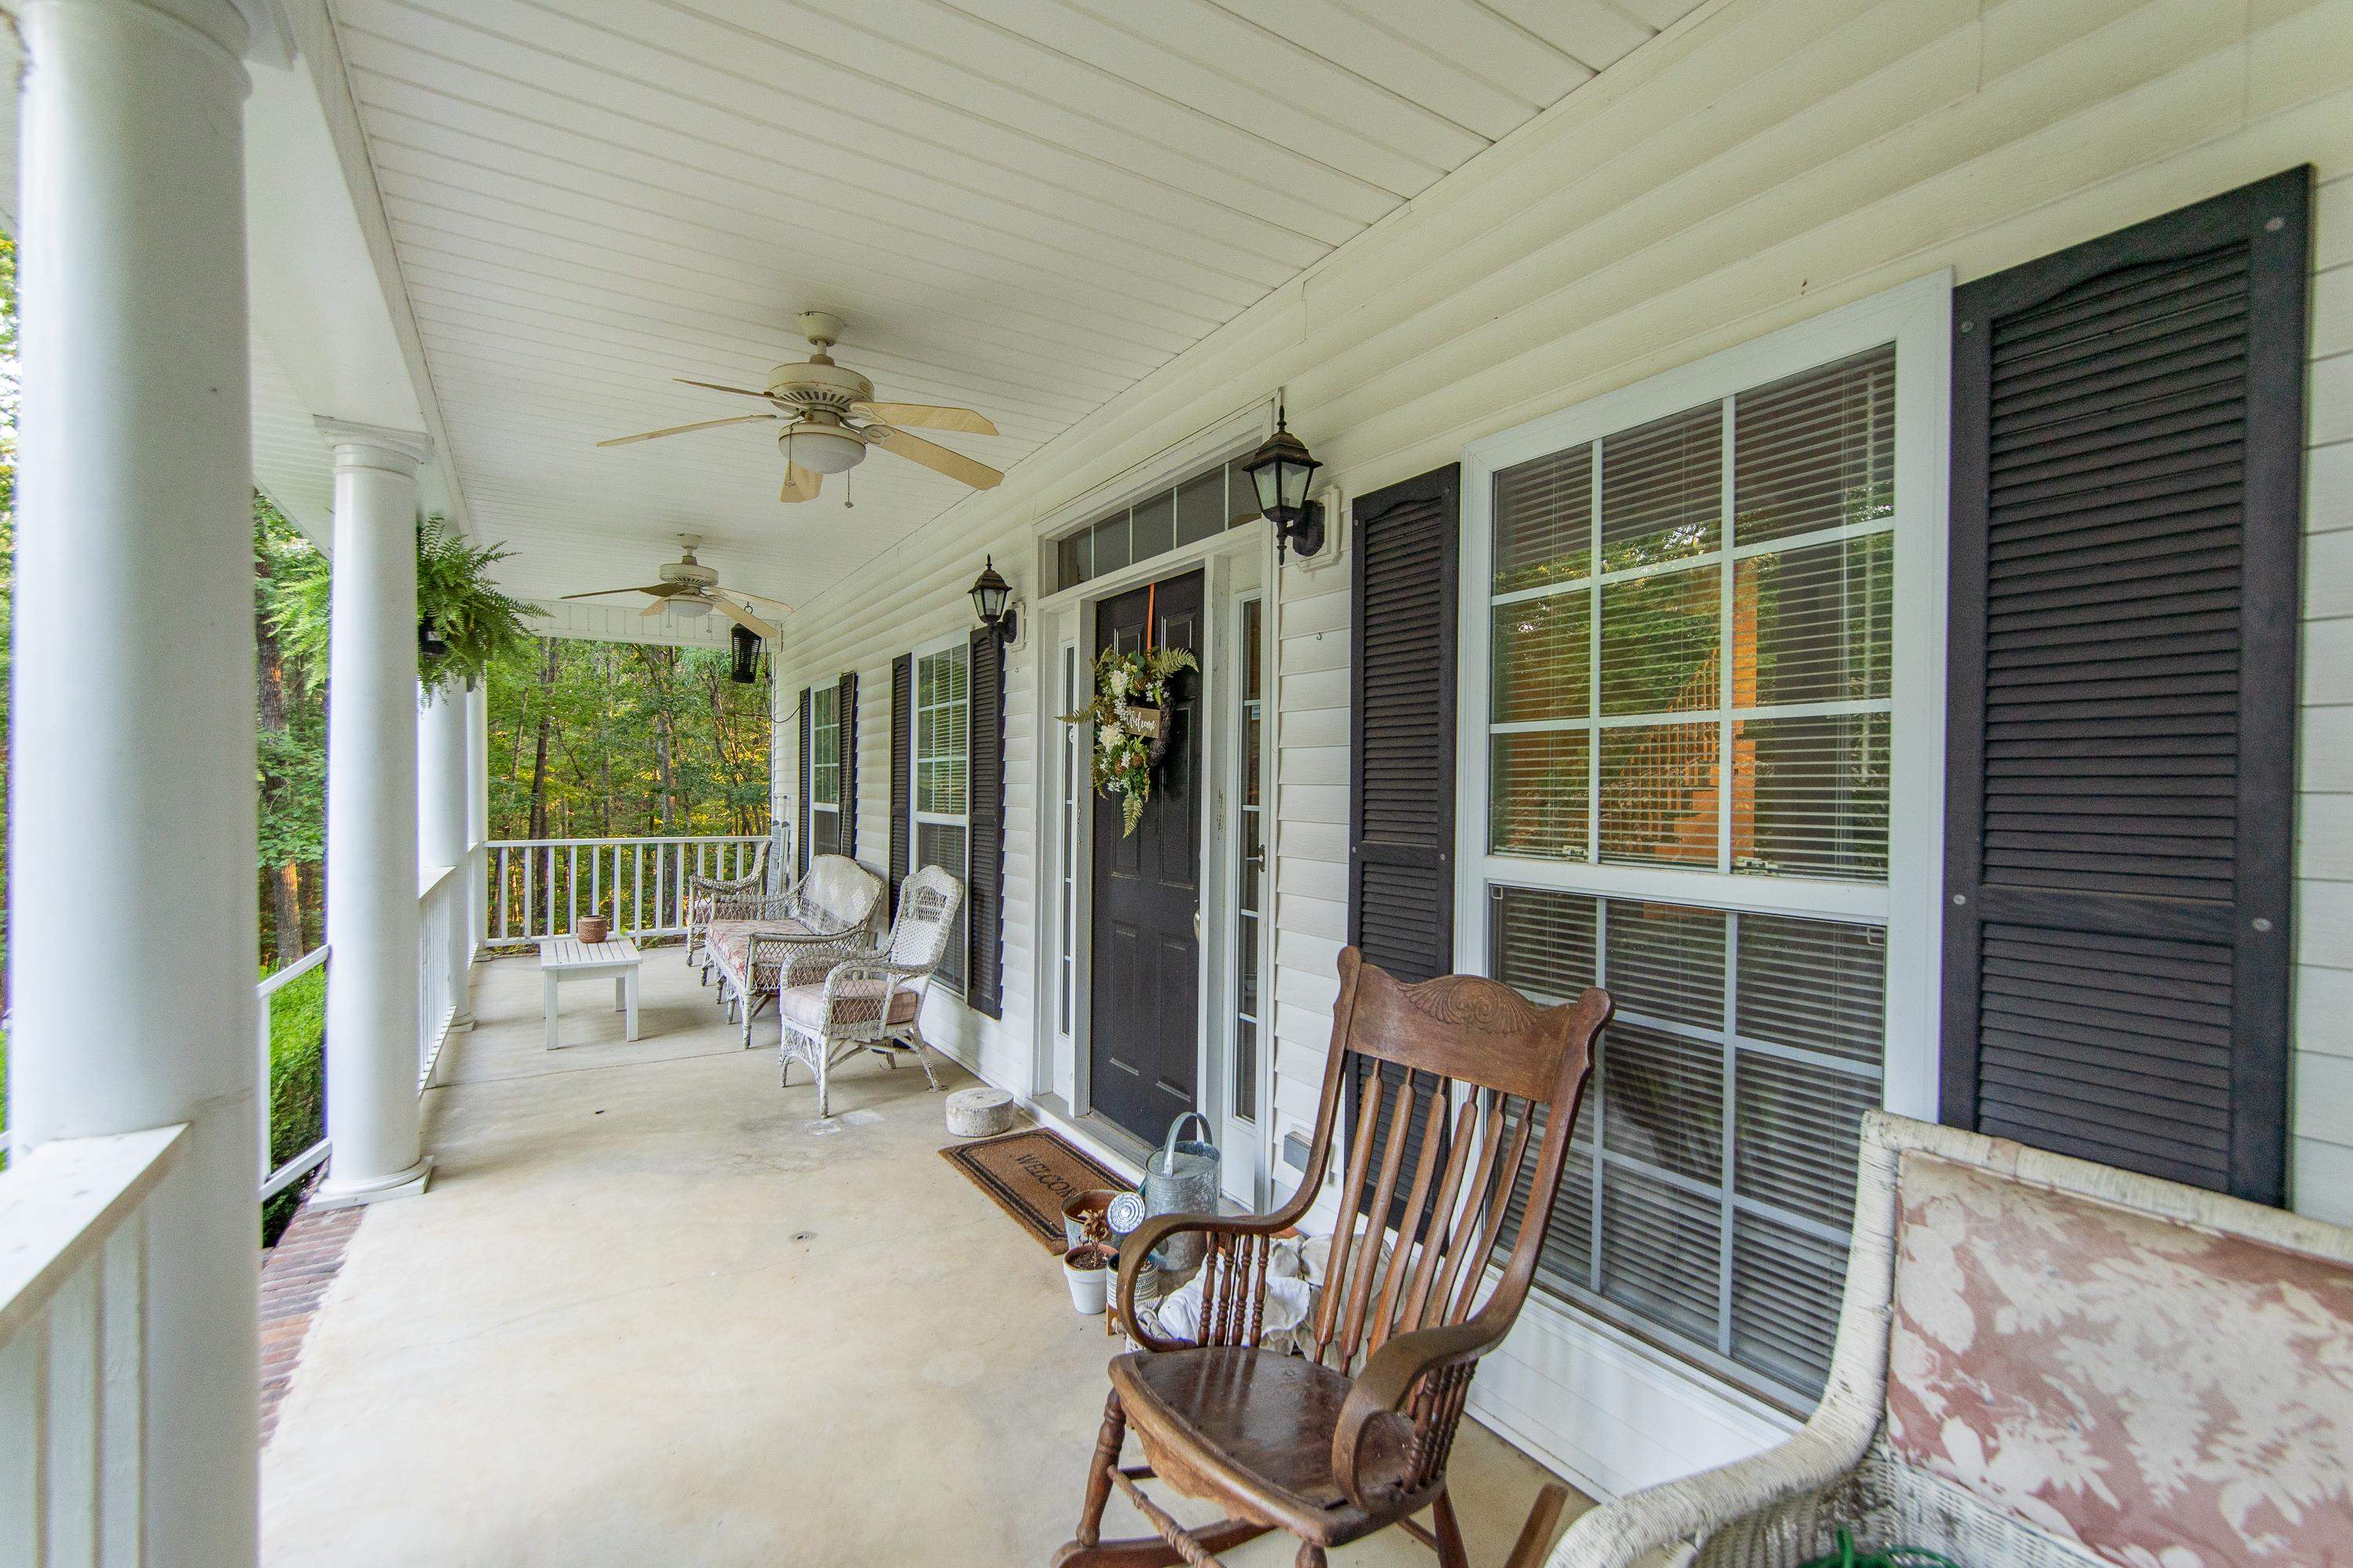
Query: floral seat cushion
708 916 811 991
778 977 920 1034
1885 1151 2353 1568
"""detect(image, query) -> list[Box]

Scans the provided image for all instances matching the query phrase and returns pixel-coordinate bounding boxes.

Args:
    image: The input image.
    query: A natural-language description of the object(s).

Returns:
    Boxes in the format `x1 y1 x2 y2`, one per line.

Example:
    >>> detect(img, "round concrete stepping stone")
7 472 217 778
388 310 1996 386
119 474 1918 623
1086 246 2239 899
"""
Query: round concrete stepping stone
945 1086 1014 1138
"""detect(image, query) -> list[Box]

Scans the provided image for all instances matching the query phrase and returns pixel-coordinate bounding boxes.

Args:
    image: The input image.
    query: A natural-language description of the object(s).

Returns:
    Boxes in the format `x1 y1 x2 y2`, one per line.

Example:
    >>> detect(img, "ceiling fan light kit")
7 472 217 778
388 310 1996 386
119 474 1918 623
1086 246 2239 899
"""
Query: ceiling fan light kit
596 310 1006 504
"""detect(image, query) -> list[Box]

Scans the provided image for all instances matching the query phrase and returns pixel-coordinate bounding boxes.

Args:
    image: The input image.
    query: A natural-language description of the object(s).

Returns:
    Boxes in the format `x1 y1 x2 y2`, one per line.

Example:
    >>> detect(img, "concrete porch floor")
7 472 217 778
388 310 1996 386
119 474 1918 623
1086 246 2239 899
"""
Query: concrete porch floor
262 954 1590 1566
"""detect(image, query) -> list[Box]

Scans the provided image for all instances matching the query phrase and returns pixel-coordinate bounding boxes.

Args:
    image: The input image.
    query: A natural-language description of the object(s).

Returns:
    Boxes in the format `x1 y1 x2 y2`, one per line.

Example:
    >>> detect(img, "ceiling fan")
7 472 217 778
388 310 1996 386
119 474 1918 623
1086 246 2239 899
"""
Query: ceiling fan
596 311 1004 504
559 535 788 638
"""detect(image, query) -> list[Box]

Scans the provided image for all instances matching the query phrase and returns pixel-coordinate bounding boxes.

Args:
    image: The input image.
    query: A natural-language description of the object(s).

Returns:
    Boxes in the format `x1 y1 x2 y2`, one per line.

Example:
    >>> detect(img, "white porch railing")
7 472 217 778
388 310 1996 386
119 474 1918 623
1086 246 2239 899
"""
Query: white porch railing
419 864 461 1091
483 835 767 947
0 1123 186 1566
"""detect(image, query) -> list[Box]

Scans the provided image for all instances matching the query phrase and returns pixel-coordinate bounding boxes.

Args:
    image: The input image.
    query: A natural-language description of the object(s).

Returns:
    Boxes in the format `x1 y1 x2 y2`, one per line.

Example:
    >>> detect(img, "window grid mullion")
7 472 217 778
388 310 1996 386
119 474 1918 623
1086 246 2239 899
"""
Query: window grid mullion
1718 395 1736 878
1587 893 1608 1296
1586 439 1602 865
1717 910 1739 1359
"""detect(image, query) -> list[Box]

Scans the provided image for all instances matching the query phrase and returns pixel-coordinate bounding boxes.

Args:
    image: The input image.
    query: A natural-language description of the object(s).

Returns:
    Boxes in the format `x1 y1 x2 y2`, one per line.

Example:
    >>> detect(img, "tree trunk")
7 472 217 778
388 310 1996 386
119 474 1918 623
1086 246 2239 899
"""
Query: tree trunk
256 549 305 971
528 637 556 893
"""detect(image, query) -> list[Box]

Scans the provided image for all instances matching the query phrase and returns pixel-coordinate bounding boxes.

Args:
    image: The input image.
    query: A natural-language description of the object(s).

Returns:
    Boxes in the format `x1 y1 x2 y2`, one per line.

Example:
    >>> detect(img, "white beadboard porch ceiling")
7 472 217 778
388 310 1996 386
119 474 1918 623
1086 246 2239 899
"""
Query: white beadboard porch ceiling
328 0 1706 609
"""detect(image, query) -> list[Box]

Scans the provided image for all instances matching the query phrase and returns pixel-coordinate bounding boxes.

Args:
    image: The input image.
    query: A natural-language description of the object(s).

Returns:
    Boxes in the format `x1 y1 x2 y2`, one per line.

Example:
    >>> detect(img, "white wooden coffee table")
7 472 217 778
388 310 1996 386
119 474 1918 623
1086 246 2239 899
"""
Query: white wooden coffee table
537 935 643 1050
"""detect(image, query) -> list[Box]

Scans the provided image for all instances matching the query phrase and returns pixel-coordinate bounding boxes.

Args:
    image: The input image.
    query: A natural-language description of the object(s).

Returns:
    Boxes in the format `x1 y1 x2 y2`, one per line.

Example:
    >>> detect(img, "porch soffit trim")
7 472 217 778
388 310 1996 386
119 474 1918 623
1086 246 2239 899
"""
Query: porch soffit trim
275 0 474 539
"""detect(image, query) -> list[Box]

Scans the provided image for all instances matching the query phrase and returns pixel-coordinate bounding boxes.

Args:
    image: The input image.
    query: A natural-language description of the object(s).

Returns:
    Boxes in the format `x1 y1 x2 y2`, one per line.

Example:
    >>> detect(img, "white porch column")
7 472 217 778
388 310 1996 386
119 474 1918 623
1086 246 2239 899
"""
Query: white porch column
467 677 490 952
7 0 262 1558
316 421 434 1207
418 681 472 1028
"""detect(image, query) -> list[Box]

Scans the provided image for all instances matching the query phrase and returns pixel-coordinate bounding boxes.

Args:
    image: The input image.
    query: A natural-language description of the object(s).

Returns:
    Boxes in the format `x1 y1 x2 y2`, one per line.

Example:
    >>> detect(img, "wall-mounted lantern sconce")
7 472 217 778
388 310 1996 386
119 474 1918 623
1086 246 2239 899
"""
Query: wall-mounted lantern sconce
969 555 1020 646
730 622 764 684
1243 398 1326 563
417 613 450 662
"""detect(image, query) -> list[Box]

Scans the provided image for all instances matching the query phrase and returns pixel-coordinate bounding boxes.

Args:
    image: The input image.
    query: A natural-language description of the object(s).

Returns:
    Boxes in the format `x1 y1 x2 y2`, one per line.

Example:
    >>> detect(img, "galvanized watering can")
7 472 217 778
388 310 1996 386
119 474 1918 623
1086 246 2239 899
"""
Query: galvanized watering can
1142 1111 1220 1272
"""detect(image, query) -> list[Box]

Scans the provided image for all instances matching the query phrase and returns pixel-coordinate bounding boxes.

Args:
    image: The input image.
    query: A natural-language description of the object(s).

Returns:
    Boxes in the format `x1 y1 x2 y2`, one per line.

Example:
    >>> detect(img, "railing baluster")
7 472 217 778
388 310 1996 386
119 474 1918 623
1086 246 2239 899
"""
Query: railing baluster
45 1259 98 1565
497 846 509 940
567 845 578 933
522 849 534 945
0 1304 46 1566
98 1215 144 1561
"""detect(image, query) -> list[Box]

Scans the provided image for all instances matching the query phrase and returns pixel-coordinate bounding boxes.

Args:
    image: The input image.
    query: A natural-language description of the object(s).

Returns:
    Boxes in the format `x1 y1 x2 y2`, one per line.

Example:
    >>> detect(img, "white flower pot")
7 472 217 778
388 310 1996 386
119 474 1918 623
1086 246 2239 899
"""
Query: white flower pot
1062 1247 1110 1315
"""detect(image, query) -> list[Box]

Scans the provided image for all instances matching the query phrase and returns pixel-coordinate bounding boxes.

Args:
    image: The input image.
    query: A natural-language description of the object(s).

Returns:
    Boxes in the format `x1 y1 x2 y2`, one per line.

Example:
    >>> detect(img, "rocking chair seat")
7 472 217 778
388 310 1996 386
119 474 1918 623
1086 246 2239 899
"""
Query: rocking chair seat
1109 1346 1419 1545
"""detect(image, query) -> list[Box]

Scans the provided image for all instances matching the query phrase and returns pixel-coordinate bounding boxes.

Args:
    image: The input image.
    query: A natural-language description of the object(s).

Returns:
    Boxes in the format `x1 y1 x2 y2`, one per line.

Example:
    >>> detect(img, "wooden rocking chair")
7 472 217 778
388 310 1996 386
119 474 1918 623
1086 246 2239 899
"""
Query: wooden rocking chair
1054 946 1610 1568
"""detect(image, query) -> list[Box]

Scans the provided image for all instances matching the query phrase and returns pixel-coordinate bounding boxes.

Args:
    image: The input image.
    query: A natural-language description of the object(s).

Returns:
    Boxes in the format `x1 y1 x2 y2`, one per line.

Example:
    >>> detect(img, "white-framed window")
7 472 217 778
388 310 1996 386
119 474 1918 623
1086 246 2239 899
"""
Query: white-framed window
912 635 971 992
808 684 840 858
1459 277 1948 1408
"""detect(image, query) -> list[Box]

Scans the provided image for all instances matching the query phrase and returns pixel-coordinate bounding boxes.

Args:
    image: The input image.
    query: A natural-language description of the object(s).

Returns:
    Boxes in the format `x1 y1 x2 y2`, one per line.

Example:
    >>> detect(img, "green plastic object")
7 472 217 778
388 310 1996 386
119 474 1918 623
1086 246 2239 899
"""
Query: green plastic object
1796 1529 1965 1568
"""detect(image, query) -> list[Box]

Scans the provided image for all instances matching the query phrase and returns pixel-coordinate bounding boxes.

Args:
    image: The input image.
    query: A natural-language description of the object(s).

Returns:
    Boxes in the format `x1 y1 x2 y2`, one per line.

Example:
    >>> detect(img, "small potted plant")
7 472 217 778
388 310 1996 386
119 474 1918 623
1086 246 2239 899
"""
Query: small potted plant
1062 1202 1120 1315
1062 1239 1115 1315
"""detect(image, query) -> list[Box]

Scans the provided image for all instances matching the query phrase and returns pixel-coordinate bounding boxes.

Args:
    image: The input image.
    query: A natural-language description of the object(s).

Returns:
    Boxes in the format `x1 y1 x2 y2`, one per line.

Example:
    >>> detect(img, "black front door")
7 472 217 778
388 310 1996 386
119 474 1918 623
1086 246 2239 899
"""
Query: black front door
1088 570 1204 1144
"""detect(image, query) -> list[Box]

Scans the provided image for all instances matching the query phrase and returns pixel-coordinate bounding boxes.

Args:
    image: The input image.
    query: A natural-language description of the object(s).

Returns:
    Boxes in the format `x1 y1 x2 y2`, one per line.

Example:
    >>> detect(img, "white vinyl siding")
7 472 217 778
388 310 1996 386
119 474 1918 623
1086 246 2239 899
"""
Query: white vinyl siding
766 0 2353 1497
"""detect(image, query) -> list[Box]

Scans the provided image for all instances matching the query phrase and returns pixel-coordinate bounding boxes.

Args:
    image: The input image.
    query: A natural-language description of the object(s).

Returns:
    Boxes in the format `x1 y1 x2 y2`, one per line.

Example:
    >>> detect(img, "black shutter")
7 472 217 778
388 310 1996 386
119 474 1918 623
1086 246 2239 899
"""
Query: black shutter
967 628 1006 1019
1346 464 1462 1226
890 653 913 915
796 686 813 879
836 671 859 864
1943 168 2307 1205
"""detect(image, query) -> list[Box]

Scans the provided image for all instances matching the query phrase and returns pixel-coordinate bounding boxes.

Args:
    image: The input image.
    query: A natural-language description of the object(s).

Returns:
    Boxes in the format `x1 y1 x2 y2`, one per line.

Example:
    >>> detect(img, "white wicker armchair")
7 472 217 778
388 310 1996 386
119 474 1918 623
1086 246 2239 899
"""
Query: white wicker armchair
683 839 768 970
1553 1111 2353 1568
778 864 964 1118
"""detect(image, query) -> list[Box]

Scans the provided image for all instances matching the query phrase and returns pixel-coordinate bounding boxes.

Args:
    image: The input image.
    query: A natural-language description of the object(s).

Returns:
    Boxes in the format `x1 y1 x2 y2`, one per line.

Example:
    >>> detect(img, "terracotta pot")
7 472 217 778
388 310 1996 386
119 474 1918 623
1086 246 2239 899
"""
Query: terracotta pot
577 916 610 944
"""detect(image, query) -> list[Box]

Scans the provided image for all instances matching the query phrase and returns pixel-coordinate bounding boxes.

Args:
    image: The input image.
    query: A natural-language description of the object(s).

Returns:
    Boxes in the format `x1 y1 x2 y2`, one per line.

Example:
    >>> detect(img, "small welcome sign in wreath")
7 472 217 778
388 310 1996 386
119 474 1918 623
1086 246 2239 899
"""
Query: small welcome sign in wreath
1062 638 1197 837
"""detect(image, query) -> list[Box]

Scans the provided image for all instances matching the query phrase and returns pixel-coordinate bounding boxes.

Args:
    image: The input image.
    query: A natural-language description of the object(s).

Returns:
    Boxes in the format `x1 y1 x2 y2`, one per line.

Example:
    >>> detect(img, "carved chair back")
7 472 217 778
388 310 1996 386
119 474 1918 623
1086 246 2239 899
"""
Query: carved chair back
1187 948 1607 1498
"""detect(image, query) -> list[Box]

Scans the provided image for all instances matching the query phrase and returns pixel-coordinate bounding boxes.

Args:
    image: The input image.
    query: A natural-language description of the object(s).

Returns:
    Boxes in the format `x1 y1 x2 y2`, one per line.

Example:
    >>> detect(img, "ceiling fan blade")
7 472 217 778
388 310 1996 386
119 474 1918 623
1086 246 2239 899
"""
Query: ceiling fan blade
596 413 776 448
731 588 798 613
712 595 780 642
674 377 774 399
779 463 821 503
641 596 682 618
559 584 681 601
870 426 1003 490
851 401 998 436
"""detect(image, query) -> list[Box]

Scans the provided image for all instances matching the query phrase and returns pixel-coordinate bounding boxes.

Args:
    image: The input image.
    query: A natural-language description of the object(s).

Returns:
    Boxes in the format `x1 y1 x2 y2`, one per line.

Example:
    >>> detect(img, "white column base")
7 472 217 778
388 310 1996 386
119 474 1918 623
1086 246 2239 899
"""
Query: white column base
311 1156 434 1210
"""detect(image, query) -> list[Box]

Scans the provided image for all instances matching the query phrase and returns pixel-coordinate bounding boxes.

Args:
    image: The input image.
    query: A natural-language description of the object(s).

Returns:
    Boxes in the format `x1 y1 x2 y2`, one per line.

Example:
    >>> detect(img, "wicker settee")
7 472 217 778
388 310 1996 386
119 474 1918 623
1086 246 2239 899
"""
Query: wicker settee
1554 1111 2353 1568
701 854 883 1050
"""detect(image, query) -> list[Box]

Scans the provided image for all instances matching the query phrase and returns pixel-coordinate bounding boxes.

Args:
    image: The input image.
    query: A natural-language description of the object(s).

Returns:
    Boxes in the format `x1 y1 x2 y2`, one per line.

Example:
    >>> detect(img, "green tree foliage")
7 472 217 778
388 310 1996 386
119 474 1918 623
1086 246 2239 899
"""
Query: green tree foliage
486 635 769 841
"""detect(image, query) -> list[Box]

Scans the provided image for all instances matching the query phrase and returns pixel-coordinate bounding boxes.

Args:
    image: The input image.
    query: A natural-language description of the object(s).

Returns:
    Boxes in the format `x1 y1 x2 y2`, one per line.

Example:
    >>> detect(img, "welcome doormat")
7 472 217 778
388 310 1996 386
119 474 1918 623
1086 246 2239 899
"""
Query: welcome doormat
941 1128 1127 1253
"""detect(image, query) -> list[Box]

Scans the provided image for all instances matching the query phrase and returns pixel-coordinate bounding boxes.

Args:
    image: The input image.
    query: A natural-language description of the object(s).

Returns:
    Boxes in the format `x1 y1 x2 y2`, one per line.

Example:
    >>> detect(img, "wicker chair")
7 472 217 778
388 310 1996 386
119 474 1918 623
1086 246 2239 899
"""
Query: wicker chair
705 855 883 1050
1554 1111 2353 1568
1054 947 1610 1568
778 864 964 1118
683 839 769 970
